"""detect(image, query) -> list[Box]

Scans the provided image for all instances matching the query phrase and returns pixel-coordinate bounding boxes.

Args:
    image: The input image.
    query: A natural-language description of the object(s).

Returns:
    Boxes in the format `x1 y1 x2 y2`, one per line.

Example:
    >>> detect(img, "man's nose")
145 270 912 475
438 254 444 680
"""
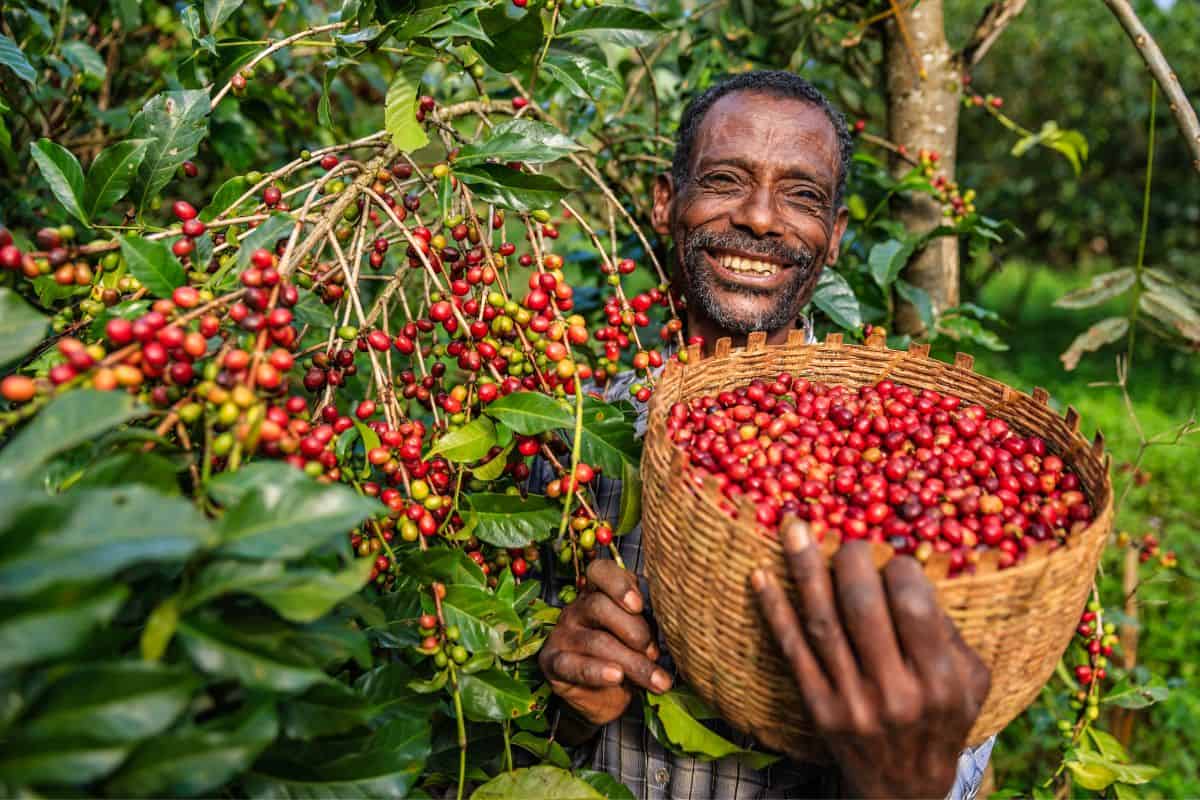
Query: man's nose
730 183 781 239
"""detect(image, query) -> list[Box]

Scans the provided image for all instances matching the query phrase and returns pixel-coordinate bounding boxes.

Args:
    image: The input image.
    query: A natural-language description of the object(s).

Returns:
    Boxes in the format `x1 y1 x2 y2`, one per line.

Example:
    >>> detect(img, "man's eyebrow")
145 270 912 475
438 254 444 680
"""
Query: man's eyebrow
694 155 831 187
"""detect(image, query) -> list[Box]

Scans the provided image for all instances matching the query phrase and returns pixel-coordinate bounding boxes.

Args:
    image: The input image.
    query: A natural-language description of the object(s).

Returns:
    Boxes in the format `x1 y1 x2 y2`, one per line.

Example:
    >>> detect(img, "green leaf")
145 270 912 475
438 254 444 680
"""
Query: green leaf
216 462 375 561
318 69 334 128
187 558 372 623
1067 754 1119 791
120 234 186 298
486 391 572 434
0 33 36 85
0 389 144 481
1054 268 1135 309
82 139 151 221
177 615 331 693
1103 677 1170 709
0 288 49 368
474 440 514 481
105 700 278 797
644 687 780 769
0 584 129 670
401 548 487 588
616 460 642 535
442 584 523 656
938 314 1009 352
475 6 544 73
543 50 621 101
510 732 570 768
868 238 915 289
465 493 561 548
244 716 430 798
141 595 180 662
130 90 211 215
1112 783 1141 800
1058 316 1128 371
426 10 493 43
280 681 373 739
0 486 214 600
455 164 569 212
580 413 640 477
557 7 666 47
200 175 250 221
31 139 88 224
577 770 636 800
205 0 244 30
60 41 106 82
22 661 199 741
292 288 334 328
458 668 536 722
234 212 296 271
894 279 934 330
810 269 862 330
471 766 605 800
75 450 181 494
429 415 497 462
0 736 131 787
454 119 582 168
384 59 430 153
1088 728 1130 762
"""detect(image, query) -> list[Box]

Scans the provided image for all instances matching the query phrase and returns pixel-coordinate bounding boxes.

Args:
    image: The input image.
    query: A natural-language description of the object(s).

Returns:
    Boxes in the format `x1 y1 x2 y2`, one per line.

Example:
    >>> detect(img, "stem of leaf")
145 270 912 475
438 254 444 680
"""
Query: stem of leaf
1126 80 1156 366
450 662 467 800
503 721 514 772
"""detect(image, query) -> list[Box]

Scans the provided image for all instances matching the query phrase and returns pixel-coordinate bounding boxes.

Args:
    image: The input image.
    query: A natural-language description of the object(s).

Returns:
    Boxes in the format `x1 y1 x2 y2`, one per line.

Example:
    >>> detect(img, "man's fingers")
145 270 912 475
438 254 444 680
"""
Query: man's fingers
573 628 673 694
883 556 960 715
574 591 653 653
545 651 625 688
750 566 834 727
586 559 643 613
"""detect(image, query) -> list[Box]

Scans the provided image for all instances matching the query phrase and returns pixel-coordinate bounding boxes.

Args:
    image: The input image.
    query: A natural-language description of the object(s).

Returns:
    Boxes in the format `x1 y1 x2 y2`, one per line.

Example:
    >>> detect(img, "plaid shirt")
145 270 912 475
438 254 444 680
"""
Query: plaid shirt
542 321 994 799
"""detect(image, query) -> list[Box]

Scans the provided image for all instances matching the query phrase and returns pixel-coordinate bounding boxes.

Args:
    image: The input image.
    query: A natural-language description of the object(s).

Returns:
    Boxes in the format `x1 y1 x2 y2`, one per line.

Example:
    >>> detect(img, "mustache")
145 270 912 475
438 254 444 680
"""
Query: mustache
682 229 816 270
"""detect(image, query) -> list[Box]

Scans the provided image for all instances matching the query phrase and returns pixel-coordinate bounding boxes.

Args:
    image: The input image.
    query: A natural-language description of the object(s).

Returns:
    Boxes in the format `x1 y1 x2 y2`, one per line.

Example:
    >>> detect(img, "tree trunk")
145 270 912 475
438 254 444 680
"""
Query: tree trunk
884 0 963 336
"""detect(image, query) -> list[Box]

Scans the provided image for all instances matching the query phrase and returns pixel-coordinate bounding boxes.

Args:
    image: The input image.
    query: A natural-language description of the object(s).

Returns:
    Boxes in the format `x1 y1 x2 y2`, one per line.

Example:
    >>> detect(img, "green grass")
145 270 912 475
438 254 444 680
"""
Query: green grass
930 261 1199 796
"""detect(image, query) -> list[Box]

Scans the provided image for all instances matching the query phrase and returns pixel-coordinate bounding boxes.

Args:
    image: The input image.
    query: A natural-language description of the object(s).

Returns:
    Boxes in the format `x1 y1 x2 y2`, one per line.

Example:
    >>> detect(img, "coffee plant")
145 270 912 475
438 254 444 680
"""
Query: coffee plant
0 0 1185 797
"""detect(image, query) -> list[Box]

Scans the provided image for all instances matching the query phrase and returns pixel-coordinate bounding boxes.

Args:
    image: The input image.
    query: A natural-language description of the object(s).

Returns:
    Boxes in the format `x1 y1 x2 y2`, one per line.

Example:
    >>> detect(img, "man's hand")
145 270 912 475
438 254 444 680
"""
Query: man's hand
751 521 990 799
540 560 673 731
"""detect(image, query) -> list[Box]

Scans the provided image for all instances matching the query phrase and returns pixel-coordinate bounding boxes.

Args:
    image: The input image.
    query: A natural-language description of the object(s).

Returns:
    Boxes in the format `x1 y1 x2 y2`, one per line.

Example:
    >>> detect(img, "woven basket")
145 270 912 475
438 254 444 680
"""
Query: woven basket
641 330 1113 762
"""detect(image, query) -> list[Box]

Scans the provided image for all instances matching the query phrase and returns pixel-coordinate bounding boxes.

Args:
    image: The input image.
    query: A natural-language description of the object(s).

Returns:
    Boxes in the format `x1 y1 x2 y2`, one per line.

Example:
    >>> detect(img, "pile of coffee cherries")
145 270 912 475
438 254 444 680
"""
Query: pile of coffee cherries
664 374 1096 575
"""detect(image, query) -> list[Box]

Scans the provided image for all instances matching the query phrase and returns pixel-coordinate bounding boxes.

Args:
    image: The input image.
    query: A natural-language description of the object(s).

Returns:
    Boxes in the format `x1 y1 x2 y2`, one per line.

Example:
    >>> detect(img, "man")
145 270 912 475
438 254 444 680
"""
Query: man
538 71 993 798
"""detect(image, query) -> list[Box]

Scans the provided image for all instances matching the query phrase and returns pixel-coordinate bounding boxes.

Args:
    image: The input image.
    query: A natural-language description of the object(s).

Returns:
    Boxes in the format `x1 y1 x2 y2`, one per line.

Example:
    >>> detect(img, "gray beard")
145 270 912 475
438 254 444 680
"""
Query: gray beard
679 229 818 336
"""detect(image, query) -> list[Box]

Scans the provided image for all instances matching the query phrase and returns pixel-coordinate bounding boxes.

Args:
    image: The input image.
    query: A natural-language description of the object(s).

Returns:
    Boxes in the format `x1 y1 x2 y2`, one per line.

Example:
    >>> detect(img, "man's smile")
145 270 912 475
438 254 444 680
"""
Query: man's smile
702 246 801 291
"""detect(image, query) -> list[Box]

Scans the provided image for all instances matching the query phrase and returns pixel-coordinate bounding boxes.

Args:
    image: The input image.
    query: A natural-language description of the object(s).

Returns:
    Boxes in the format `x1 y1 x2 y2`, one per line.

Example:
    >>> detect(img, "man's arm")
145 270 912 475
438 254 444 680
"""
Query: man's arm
751 521 991 799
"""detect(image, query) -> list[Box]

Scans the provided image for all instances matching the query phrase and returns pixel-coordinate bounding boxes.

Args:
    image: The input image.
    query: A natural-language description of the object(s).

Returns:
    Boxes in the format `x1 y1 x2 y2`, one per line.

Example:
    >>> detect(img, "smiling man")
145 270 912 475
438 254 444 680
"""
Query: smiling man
539 71 993 799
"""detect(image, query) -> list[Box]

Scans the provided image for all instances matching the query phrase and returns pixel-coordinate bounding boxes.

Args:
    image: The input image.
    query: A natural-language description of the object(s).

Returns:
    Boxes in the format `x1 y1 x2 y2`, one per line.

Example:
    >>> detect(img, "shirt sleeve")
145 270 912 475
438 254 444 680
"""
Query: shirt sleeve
946 736 996 800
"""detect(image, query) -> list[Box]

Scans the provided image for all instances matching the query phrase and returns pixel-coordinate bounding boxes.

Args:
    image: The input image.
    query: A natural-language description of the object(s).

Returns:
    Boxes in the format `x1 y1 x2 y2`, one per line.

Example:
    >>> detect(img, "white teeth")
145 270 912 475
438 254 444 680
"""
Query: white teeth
718 254 778 275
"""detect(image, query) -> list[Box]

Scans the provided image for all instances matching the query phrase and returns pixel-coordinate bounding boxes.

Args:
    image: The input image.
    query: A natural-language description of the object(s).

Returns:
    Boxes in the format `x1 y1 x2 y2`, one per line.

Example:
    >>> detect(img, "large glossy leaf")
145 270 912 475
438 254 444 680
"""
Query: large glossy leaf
215 462 375 560
1054 268 1135 309
644 688 779 769
354 662 445 723
0 288 48 367
0 735 131 787
187 558 372 623
455 164 569 212
470 766 604 800
31 138 87 224
486 391 572 435
475 5 543 73
82 139 151 220
938 314 1009 352
243 715 431 798
810 269 862 330
384 58 430 153
0 584 128 670
0 485 212 600
580 414 639 477
105 700 278 797
75 451 181 494
458 668 536 722
894 279 934 331
442 584 523 655
557 7 666 47
428 415 497 462
280 681 373 740
205 0 244 30
0 389 144 481
1103 676 1170 709
200 175 251 221
868 238 915 289
177 614 331 693
510 732 570 768
120 234 186 298
61 41 106 81
543 50 621 101
0 33 36 85
454 119 581 168
21 662 199 741
1059 316 1127 371
234 213 297 271
400 547 487 588
577 769 636 800
616 460 642 535
130 90 211 215
465 493 561 548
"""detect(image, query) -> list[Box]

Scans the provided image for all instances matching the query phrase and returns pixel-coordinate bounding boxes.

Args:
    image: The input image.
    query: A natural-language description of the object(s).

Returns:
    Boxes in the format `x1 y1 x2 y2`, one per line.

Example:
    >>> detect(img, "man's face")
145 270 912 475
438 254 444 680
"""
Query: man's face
652 91 849 337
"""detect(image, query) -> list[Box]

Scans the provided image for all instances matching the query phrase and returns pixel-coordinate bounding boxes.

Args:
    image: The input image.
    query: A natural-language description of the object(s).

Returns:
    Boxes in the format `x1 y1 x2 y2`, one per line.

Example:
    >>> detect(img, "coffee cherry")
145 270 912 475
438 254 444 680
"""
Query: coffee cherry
172 200 198 220
1 375 36 402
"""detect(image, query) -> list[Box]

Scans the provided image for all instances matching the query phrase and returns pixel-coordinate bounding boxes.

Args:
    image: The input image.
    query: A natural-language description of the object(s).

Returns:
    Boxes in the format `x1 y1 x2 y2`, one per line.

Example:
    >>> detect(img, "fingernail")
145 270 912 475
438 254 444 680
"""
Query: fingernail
623 590 641 613
750 568 767 591
651 670 672 692
602 666 623 684
783 521 811 554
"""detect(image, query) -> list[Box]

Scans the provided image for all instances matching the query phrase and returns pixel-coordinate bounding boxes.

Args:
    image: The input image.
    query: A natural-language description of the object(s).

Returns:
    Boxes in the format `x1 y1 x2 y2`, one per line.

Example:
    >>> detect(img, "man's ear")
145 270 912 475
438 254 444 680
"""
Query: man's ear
651 174 674 237
825 205 850 266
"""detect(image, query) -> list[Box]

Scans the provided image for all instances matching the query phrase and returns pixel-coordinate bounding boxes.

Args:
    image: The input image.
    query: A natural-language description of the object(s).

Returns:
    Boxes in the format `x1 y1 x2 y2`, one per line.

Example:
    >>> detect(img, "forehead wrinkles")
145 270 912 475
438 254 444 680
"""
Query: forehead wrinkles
690 92 839 185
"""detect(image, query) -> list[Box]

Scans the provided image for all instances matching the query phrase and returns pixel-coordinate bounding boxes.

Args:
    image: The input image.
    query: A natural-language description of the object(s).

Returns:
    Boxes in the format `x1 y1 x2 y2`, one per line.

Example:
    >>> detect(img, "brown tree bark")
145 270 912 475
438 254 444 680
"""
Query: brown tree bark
884 0 962 336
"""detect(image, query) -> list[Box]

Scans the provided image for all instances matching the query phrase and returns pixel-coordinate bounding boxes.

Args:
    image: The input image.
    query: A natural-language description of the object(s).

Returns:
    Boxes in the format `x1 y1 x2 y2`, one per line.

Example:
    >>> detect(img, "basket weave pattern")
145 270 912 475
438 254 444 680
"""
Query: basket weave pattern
640 331 1113 761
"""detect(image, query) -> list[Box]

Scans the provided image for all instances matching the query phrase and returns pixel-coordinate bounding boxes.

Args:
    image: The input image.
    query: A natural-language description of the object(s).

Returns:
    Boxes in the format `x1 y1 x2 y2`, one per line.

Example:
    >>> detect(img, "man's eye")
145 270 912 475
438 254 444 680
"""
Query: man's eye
703 173 737 187
788 188 820 202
